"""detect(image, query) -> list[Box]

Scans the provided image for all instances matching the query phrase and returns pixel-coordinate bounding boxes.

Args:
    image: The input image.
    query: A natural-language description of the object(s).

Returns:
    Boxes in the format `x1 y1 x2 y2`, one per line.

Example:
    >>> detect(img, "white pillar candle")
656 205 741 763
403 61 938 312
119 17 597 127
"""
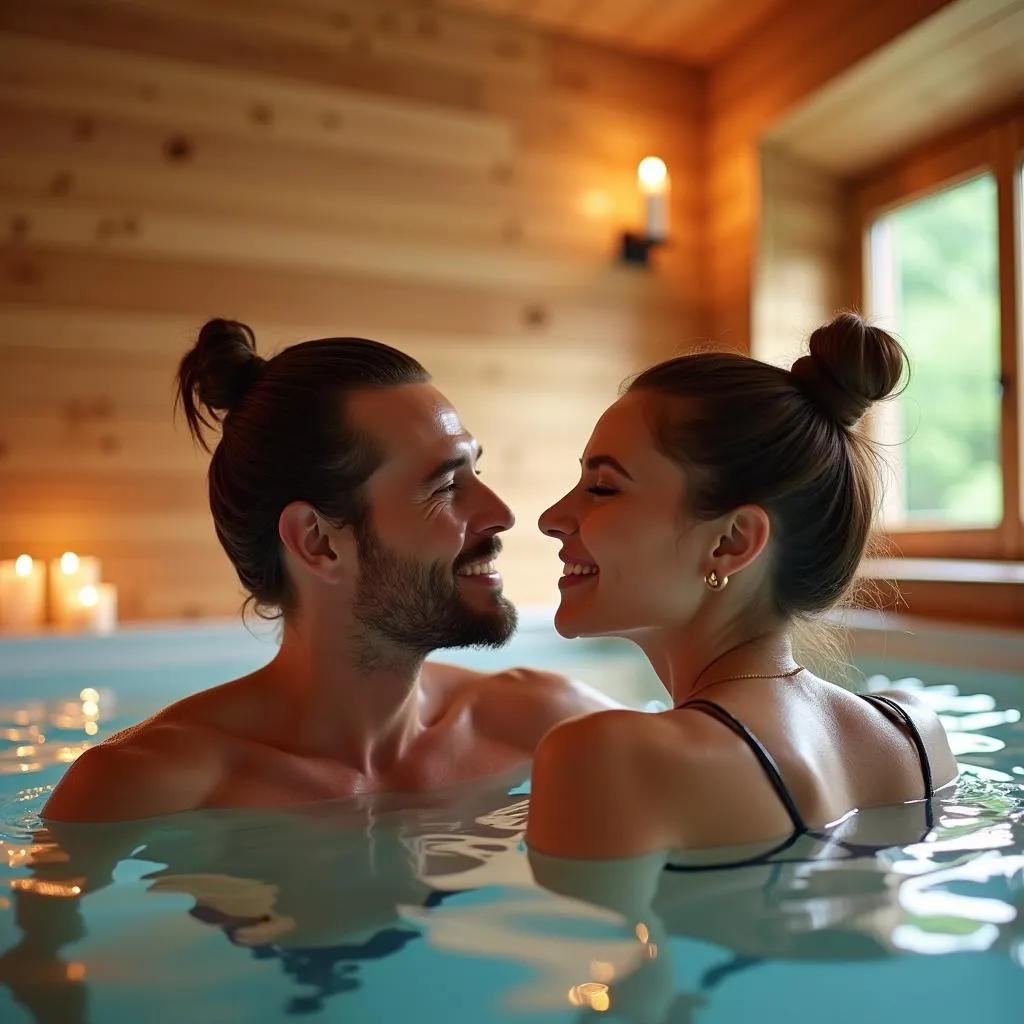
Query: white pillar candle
637 156 670 242
0 555 47 632
64 583 118 635
49 552 102 628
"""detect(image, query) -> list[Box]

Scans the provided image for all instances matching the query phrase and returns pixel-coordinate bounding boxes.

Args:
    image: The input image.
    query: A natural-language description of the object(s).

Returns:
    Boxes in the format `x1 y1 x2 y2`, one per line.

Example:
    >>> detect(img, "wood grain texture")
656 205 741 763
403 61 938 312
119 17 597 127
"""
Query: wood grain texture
753 144 854 368
445 0 795 65
0 0 701 620
3 0 1012 626
767 0 1024 176
707 0 955 353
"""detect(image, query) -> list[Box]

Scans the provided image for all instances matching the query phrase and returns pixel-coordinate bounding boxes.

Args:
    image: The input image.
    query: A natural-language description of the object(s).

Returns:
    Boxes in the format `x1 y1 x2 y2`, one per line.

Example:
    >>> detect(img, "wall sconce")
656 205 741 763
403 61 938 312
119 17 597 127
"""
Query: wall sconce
620 156 670 266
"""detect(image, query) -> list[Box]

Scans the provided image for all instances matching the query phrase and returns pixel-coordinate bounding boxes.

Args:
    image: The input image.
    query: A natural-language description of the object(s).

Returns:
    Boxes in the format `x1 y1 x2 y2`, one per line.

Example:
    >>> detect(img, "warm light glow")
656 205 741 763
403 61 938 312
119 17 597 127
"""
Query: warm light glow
4 845 31 869
568 983 610 1012
84 721 99 736
66 962 87 982
60 551 80 575
1 841 70 869
590 960 615 983
637 156 668 192
14 554 33 577
635 923 650 943
80 687 100 703
79 585 99 608
580 188 612 219
57 745 88 763
81 700 99 718
14 745 36 757
10 878 83 897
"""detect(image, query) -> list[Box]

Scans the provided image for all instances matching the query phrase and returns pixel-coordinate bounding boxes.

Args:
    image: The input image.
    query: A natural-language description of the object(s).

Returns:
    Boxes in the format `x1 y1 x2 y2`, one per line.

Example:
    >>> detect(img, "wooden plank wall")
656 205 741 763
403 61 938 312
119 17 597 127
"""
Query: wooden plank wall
752 143 853 369
707 0 956 353
0 0 704 621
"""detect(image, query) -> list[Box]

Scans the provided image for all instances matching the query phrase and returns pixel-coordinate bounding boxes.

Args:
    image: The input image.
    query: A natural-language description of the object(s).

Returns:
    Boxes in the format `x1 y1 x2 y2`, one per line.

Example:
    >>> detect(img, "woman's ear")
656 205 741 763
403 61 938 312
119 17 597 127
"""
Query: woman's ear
709 505 771 578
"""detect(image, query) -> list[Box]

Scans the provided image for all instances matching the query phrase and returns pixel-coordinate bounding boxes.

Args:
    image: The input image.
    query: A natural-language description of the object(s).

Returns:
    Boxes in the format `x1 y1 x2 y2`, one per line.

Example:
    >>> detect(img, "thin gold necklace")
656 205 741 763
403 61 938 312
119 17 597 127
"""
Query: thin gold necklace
686 664 804 703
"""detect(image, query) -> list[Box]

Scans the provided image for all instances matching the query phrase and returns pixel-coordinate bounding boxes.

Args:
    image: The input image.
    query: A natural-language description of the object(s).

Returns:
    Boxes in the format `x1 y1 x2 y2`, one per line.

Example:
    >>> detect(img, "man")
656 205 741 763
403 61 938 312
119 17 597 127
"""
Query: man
42 320 616 823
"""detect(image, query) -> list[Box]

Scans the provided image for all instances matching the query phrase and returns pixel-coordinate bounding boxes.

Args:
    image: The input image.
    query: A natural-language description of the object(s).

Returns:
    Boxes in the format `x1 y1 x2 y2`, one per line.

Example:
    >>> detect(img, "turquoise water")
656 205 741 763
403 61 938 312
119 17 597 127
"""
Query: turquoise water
0 640 1022 1023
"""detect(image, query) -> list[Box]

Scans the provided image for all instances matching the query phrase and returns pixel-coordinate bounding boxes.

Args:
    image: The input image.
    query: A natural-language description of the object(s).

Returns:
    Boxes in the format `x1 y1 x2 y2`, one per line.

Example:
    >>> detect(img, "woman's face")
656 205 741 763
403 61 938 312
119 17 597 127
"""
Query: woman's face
538 391 716 639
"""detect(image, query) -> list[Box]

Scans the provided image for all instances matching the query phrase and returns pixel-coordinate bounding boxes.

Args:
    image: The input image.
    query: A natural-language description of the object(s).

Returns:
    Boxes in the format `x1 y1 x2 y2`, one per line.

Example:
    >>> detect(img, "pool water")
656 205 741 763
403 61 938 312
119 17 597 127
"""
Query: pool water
0 638 1022 1023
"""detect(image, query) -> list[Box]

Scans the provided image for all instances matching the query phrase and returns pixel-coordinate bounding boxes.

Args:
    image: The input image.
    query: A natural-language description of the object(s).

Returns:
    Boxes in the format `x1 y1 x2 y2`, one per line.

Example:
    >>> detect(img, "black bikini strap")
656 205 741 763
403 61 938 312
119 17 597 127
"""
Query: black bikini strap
663 829 803 873
860 693 934 799
678 699 808 833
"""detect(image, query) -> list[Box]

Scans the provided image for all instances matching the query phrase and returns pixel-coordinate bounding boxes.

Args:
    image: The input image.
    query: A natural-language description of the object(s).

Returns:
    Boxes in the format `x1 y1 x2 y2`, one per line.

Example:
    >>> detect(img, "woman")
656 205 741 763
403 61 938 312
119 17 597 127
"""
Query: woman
526 312 958 864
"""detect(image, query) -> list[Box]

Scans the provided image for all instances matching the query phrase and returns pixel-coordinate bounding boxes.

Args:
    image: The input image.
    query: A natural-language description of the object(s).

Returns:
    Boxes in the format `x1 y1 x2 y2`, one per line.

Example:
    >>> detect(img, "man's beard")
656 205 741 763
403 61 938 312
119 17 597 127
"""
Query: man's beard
351 528 517 668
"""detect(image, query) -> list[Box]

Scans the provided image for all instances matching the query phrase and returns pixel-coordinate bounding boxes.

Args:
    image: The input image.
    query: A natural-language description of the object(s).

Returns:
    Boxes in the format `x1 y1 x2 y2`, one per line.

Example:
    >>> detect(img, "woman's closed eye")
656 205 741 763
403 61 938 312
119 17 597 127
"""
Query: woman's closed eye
586 485 619 497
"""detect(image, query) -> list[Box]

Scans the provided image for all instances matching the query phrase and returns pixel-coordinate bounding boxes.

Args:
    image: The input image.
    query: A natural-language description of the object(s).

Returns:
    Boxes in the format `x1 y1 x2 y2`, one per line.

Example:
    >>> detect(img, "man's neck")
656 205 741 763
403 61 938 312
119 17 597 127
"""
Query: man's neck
262 609 429 779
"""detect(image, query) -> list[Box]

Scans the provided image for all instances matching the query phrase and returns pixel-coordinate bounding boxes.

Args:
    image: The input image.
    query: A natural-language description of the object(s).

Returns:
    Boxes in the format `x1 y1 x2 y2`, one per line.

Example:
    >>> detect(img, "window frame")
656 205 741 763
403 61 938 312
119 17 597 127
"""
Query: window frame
853 102 1024 562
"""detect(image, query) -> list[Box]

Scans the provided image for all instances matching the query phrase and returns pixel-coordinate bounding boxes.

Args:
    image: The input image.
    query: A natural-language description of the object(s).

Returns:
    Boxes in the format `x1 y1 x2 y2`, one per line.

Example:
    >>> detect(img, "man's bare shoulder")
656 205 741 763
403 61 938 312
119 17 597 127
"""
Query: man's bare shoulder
41 719 226 824
487 665 621 713
425 661 622 750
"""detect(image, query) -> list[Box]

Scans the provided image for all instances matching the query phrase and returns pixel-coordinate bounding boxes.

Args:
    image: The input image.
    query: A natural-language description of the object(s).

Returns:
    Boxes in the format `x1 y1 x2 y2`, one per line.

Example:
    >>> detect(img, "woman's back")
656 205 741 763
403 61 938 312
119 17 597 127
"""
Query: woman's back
646 676 957 856
525 674 958 862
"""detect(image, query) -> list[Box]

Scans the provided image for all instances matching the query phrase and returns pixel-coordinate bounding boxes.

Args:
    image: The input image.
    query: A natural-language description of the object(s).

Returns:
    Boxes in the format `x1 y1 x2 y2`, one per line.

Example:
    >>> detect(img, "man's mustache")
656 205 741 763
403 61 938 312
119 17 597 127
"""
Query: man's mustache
454 538 503 571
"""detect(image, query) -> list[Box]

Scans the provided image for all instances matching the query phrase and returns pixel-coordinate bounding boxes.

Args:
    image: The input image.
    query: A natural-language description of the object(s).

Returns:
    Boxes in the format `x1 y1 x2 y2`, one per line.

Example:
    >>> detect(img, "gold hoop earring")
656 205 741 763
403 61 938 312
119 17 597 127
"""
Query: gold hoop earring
704 569 729 591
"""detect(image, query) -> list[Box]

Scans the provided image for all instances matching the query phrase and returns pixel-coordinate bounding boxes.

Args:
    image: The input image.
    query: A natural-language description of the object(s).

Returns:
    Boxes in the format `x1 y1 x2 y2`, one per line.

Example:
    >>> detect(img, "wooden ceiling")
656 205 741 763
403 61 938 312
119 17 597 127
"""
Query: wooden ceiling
441 0 795 65
769 0 1024 174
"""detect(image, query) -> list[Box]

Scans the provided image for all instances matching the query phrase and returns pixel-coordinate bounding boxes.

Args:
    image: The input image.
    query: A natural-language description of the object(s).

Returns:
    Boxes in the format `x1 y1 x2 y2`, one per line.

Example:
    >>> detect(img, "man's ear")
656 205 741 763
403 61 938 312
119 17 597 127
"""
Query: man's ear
707 504 770 579
278 502 356 583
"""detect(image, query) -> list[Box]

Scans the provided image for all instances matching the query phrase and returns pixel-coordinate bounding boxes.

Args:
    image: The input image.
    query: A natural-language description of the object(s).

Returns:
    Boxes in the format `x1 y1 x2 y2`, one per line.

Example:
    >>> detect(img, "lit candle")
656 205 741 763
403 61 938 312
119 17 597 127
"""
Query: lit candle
637 156 670 242
64 583 118 634
49 552 101 628
0 555 46 632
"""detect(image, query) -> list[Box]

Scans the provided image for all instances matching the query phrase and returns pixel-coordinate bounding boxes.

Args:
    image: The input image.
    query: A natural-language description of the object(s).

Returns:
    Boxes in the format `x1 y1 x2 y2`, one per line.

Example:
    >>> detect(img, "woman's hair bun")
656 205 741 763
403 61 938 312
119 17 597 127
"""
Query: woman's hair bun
176 318 267 450
790 312 908 428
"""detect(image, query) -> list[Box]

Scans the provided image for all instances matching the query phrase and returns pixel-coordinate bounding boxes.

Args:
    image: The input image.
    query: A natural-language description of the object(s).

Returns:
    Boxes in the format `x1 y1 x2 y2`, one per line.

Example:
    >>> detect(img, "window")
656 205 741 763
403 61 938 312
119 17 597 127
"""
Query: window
856 106 1023 560
868 174 1002 530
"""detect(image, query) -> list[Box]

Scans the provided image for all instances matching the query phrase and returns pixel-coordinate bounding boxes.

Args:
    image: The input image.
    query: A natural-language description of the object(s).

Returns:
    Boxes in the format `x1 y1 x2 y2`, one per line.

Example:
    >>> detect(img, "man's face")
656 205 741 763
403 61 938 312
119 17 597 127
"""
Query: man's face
345 384 517 660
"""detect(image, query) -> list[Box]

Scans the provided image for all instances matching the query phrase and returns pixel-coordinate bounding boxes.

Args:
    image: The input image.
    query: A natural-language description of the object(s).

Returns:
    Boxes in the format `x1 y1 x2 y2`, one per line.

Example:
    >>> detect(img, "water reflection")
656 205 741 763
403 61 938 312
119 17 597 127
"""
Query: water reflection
0 769 546 1021
0 689 113 779
408 786 1024 1022
0 673 1022 1023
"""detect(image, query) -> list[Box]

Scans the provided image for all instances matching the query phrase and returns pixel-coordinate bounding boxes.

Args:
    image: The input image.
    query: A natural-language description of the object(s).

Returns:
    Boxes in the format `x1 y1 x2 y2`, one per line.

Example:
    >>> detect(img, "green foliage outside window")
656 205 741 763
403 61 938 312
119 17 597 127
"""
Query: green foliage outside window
881 173 1002 526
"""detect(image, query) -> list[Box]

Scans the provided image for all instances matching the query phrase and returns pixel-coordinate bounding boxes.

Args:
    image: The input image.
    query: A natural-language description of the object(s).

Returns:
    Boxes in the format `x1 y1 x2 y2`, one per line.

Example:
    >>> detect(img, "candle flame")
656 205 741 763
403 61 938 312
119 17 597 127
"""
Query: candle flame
79 585 99 608
61 551 80 575
14 554 33 577
637 156 668 192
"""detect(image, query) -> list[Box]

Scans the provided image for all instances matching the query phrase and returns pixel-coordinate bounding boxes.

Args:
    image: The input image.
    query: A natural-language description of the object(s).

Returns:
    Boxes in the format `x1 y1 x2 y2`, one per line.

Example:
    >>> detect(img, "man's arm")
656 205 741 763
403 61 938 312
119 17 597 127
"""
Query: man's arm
42 723 224 823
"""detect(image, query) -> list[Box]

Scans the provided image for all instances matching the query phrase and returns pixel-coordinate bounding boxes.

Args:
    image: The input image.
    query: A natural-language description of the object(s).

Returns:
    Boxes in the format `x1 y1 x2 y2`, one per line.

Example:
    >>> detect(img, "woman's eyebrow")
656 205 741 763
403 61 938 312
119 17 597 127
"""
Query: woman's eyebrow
580 454 633 481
